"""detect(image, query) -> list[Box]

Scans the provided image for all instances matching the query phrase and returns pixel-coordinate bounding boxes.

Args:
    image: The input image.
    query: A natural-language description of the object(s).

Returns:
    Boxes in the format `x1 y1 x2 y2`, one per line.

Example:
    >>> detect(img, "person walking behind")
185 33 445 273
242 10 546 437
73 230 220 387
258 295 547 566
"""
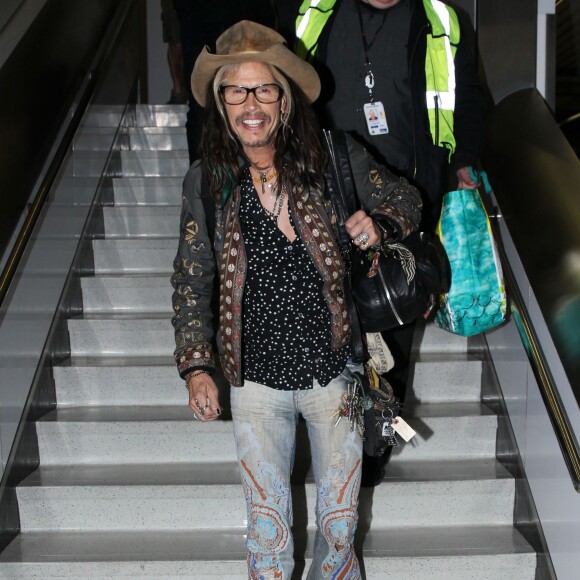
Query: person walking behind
171 20 422 578
284 0 486 485
161 0 187 104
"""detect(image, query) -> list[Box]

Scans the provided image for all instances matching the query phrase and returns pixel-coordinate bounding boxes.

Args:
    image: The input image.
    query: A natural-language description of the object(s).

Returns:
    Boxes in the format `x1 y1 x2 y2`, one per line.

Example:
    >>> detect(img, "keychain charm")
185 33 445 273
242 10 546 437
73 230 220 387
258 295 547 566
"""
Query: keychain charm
365 70 375 90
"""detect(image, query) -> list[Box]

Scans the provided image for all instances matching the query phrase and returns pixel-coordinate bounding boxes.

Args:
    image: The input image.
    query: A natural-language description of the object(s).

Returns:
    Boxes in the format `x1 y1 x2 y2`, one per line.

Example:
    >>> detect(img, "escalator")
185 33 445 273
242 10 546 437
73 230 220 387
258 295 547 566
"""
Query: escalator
0 1 578 578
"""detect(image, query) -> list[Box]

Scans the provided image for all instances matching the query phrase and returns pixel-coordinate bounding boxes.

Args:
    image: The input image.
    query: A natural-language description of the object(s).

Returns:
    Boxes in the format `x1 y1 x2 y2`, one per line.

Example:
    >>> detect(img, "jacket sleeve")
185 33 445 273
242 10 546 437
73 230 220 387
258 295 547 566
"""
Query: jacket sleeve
450 19 486 172
171 163 216 379
346 134 423 240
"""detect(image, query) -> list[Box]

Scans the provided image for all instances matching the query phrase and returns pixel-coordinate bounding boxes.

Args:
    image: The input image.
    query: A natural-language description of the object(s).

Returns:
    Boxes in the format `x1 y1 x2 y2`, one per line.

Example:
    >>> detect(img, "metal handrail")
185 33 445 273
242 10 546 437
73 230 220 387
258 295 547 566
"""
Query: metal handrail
0 0 134 311
483 88 580 492
491 214 580 492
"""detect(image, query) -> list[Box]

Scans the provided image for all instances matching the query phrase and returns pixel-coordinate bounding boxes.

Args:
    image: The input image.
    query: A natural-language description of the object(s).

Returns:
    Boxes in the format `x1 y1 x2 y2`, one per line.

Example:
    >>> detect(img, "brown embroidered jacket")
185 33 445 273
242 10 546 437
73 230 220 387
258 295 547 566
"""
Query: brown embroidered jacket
171 134 422 386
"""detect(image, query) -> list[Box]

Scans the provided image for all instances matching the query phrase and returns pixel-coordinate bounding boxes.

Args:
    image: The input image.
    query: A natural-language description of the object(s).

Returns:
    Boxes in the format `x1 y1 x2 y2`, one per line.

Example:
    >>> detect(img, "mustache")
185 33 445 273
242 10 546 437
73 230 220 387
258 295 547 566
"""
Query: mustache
235 112 271 124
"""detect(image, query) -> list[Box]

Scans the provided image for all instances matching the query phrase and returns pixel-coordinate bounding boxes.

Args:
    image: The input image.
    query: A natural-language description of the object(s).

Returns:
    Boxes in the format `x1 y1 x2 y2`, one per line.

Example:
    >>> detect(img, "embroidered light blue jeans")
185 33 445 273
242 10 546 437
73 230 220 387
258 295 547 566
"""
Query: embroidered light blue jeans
230 373 363 580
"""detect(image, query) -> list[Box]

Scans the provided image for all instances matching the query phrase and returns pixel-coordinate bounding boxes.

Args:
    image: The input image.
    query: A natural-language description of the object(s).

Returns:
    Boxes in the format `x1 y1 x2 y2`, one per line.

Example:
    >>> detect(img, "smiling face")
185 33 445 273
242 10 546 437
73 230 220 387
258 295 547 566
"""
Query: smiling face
219 62 287 158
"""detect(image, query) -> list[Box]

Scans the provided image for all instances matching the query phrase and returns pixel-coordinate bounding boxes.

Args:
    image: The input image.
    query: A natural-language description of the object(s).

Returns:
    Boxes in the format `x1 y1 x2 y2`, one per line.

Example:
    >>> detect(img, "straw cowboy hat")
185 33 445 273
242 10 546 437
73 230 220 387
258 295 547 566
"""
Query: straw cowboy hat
191 20 321 107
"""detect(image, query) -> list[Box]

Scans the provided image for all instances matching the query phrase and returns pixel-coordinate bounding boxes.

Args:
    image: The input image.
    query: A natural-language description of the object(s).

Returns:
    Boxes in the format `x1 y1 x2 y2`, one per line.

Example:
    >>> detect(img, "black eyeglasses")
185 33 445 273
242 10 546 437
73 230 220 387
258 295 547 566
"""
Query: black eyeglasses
219 84 283 105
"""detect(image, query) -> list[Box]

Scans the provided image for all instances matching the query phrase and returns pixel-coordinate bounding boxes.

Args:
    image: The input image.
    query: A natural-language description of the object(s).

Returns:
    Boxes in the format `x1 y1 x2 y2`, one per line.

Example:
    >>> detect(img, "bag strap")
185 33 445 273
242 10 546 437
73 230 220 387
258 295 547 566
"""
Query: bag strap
323 130 360 251
323 130 367 364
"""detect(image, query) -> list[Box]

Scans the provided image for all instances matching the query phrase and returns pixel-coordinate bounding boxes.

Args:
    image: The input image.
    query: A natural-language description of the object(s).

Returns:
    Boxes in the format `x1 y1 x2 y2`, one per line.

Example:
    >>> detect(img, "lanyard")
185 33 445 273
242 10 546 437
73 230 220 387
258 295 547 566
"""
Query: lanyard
356 2 388 103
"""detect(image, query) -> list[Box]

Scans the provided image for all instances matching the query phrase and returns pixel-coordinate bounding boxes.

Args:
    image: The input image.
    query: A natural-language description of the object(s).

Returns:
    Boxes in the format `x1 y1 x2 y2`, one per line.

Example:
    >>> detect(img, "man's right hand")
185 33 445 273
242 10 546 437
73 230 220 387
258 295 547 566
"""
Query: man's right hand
186 372 221 421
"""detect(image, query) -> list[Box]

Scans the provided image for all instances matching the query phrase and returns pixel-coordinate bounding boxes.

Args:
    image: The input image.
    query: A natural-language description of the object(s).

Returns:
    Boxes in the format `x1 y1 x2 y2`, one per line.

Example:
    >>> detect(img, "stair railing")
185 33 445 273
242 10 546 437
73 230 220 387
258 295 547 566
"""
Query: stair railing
0 0 135 311
483 88 580 492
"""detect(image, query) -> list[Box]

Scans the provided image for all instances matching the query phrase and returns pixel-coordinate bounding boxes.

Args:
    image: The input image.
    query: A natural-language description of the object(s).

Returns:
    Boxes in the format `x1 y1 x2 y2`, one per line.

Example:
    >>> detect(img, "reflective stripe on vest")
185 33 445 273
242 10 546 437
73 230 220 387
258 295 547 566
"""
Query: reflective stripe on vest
295 0 337 60
423 0 460 158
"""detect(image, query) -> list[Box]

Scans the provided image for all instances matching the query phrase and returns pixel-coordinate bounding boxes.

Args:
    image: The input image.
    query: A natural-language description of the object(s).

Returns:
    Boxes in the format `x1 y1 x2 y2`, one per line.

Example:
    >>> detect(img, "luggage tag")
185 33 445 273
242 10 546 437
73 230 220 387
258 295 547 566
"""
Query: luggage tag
364 102 389 136
392 417 416 442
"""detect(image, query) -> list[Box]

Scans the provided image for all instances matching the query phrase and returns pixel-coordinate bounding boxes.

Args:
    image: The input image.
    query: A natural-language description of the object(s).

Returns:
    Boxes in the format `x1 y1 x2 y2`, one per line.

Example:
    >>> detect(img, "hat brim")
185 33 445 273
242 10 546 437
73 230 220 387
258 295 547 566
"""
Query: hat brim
191 44 321 107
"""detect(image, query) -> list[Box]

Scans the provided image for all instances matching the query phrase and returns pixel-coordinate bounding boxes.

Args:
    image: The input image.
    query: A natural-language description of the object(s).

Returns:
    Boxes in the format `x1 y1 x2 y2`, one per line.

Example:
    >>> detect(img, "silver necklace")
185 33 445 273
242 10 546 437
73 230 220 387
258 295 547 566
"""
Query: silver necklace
263 184 286 223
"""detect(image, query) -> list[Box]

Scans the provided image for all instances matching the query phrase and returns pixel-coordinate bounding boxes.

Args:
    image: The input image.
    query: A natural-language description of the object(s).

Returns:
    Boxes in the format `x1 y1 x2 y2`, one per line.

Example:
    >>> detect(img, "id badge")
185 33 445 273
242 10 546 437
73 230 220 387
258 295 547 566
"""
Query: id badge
364 102 388 136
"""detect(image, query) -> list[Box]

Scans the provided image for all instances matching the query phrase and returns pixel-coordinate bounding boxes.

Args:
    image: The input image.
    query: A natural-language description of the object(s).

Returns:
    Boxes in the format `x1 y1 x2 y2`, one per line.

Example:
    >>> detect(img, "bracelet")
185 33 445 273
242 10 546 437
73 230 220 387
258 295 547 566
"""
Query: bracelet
185 369 209 385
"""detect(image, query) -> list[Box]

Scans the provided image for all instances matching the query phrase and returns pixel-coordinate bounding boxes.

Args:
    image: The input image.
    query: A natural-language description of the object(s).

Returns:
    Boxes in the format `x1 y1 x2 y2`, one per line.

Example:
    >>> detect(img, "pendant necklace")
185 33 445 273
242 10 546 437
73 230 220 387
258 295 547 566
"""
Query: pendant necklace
263 183 286 224
250 166 278 196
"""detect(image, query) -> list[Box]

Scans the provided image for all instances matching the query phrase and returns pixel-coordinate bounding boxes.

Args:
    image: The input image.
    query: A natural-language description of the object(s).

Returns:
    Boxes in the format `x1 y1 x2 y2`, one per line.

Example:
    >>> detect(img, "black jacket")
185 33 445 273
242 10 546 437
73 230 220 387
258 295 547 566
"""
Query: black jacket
278 0 485 214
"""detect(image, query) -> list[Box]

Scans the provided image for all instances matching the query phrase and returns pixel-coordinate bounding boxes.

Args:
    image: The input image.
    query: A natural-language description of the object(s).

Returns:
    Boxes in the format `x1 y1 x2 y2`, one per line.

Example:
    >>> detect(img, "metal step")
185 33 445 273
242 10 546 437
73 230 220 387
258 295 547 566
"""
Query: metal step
119 151 190 177
15 478 516 532
61 150 111 177
34 405 497 465
50 176 101 207
80 276 172 316
73 126 121 151
83 104 186 129
82 105 125 128
0 527 537 579
127 127 188 150
102 206 180 238
68 318 173 358
411 360 483 402
54 365 181 407
19 458 514 488
134 104 187 127
412 323 471 354
74 127 188 152
53 360 484 407
92 239 176 274
111 176 183 206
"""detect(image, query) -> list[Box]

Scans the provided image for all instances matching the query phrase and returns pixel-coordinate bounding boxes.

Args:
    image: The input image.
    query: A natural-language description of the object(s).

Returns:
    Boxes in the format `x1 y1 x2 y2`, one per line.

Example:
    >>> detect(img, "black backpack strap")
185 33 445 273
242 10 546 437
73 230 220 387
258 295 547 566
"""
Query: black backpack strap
323 130 367 364
200 173 216 244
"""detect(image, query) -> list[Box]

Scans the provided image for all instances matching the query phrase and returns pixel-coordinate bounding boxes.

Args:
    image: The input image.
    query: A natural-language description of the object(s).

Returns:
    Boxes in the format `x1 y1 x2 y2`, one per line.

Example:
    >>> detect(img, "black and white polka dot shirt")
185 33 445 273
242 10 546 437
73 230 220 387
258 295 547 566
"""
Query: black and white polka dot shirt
239 170 350 390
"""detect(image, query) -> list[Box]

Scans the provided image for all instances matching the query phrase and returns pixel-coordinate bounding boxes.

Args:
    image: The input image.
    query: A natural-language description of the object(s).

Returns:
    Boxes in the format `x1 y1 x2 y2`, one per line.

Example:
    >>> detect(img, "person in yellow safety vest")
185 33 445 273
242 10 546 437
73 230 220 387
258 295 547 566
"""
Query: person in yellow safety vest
278 0 485 487
279 0 485 224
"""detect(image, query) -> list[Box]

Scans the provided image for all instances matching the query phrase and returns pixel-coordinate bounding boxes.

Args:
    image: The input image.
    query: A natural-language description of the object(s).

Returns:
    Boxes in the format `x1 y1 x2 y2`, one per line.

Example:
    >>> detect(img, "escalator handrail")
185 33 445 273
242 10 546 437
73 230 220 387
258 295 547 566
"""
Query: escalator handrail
0 0 134 310
483 88 580 492
490 211 580 492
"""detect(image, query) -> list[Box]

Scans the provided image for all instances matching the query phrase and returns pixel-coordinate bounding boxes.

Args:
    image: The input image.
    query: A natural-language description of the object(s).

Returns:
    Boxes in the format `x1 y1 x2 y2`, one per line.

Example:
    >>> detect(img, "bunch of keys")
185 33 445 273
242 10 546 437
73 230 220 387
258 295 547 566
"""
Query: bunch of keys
330 374 373 439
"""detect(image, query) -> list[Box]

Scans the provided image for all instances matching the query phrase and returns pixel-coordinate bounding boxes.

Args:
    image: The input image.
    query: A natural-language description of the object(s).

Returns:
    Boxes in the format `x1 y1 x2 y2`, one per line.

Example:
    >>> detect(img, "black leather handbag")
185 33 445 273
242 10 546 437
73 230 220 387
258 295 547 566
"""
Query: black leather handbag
323 130 450 334
350 231 449 332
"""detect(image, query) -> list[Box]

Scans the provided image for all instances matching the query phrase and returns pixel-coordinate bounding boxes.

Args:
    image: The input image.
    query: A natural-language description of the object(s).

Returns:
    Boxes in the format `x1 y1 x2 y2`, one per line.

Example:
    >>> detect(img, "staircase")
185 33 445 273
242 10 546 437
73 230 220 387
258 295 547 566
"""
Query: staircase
0 105 539 579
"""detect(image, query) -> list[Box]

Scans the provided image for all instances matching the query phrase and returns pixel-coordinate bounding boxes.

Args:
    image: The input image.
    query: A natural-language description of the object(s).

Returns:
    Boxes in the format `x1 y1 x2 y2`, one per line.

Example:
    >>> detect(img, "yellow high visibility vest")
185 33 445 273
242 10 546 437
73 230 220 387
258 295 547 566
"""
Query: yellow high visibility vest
295 0 460 157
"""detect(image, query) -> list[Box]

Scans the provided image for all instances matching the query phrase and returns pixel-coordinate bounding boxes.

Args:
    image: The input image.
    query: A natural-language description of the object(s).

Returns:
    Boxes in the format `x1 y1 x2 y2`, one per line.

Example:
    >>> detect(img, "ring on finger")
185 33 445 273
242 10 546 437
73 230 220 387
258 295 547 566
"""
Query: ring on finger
361 241 369 250
356 232 369 244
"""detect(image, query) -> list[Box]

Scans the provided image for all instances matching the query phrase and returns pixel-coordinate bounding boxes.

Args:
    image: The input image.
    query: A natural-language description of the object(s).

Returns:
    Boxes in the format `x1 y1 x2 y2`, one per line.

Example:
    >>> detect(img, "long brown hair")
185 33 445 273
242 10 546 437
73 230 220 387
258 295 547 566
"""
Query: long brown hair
199 63 327 206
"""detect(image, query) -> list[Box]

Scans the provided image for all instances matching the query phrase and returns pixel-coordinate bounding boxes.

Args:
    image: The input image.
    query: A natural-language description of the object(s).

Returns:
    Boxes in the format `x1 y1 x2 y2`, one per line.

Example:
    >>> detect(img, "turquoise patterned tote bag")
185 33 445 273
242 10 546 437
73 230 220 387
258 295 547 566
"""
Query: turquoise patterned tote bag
435 174 508 336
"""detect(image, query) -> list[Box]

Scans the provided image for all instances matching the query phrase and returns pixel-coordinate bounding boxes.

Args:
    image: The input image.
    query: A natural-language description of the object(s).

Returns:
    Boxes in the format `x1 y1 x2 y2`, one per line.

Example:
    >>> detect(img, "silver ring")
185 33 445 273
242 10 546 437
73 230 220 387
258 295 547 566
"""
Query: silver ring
356 232 369 244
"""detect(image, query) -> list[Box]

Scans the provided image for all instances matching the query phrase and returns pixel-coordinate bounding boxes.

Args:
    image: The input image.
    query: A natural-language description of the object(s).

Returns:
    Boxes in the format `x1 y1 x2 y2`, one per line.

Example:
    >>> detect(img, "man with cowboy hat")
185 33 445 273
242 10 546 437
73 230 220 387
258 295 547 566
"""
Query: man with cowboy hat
171 20 422 578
